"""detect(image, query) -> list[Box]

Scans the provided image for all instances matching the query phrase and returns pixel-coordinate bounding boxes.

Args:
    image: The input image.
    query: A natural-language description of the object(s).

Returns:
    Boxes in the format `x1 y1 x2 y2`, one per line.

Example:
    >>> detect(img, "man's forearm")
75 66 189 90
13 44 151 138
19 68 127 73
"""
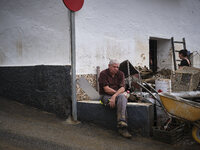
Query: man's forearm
104 86 125 96
109 87 125 108
113 87 125 97
103 86 116 95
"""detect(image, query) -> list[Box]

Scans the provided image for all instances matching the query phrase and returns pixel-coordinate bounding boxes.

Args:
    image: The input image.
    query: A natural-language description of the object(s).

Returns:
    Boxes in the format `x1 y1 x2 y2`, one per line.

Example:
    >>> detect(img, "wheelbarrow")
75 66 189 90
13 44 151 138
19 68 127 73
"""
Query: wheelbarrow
159 93 200 144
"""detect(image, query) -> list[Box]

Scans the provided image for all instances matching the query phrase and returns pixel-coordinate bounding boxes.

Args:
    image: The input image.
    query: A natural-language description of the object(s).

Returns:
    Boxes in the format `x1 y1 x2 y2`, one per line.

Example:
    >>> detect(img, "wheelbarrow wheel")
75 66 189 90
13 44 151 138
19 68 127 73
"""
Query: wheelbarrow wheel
192 126 200 144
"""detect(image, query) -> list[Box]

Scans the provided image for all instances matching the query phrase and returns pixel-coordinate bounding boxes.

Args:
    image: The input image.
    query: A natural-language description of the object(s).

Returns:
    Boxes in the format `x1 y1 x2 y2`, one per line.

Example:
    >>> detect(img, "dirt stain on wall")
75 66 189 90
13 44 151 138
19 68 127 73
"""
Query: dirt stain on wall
0 50 6 64
135 40 147 52
135 39 148 64
16 39 23 57
106 39 123 59
140 53 146 61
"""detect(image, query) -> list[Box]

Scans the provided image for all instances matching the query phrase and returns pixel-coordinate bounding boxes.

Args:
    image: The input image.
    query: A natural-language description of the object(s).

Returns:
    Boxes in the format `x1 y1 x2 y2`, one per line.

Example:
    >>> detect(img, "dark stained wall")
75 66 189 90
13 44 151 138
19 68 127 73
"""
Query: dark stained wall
0 65 71 118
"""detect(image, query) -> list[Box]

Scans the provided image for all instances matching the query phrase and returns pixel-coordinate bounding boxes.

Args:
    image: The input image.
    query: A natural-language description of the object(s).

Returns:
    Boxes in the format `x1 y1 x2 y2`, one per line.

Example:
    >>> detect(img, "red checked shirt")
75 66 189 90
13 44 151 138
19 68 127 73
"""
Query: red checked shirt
98 69 125 95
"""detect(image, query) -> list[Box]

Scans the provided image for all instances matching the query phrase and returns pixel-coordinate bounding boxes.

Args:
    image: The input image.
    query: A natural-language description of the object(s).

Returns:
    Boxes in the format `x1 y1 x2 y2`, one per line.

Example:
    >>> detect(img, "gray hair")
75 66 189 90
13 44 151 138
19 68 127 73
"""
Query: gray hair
109 59 120 65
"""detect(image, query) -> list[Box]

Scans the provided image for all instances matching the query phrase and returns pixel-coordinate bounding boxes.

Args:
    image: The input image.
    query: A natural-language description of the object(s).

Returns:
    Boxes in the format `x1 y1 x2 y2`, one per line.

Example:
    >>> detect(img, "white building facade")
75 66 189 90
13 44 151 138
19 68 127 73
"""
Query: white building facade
0 0 71 66
75 0 200 74
1 0 200 114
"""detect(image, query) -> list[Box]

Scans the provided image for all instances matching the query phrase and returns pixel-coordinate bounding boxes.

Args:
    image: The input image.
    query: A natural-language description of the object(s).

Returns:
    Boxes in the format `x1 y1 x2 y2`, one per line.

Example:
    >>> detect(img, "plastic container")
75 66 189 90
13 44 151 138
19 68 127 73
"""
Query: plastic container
124 90 130 99
155 79 171 93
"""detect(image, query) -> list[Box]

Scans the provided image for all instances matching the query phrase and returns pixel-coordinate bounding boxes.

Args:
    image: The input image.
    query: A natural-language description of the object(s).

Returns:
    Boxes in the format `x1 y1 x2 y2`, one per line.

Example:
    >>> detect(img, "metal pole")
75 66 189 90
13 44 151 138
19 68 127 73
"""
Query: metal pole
127 61 131 89
70 11 77 121
96 66 100 92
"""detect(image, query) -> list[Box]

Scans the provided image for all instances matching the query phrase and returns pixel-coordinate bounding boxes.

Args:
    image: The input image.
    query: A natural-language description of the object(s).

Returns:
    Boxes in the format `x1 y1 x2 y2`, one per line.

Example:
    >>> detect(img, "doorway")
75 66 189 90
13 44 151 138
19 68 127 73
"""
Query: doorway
149 37 172 72
149 39 157 72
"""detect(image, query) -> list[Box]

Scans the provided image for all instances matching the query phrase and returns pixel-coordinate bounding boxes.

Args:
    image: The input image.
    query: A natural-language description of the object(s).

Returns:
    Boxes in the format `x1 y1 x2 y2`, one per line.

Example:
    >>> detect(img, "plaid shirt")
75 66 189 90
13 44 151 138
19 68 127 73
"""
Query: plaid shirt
98 69 125 95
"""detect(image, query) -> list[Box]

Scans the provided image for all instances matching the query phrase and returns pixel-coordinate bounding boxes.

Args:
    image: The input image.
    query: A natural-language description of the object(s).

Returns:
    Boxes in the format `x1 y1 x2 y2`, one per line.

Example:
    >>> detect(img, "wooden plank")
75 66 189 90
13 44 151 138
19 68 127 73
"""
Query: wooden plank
77 76 100 100
171 37 177 70
174 41 184 44
183 38 186 49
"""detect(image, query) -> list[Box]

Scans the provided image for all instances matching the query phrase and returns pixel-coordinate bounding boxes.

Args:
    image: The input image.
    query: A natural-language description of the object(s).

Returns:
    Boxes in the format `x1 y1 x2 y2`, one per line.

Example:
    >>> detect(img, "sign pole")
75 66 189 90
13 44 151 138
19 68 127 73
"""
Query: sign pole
70 11 77 121
63 0 84 121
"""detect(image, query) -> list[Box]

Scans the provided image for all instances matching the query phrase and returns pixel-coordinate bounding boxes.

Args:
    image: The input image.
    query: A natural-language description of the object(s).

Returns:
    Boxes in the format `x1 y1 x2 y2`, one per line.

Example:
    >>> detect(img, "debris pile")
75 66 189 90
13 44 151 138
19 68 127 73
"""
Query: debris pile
135 66 153 79
172 66 200 92
130 66 171 85
77 59 200 145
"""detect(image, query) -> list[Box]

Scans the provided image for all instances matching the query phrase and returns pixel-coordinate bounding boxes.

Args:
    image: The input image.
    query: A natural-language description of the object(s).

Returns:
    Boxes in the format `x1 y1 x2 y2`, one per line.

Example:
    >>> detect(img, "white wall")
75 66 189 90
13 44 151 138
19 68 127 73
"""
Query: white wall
76 0 200 74
0 0 71 66
157 39 172 71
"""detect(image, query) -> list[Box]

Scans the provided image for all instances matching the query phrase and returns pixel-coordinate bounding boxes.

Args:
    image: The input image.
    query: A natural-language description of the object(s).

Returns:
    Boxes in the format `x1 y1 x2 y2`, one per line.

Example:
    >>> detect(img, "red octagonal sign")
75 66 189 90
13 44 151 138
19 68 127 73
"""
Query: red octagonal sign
63 0 84 12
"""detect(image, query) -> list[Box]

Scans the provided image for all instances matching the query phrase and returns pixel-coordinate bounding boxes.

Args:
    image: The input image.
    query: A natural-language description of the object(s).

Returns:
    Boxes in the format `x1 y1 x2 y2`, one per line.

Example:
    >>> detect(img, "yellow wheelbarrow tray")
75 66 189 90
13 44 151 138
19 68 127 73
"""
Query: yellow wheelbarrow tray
159 93 200 123
159 93 200 144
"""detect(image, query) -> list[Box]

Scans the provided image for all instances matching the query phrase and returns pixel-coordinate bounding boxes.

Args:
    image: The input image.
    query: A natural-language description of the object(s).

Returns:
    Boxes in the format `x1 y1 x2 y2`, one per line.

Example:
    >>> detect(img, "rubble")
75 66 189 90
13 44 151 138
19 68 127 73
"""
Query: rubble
128 92 143 102
132 66 172 84
172 66 200 92
135 66 153 79
157 68 171 78
76 74 97 101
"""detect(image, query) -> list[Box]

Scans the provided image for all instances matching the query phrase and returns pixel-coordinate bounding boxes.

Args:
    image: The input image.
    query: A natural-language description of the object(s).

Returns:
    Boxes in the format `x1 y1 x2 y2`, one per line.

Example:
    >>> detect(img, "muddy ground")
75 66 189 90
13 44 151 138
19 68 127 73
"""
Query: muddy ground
0 97 199 150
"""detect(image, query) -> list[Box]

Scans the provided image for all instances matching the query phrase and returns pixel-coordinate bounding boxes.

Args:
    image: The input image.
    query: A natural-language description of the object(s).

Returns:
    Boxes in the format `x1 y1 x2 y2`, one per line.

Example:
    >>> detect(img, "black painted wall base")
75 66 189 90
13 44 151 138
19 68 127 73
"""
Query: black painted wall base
0 65 71 118
78 101 154 136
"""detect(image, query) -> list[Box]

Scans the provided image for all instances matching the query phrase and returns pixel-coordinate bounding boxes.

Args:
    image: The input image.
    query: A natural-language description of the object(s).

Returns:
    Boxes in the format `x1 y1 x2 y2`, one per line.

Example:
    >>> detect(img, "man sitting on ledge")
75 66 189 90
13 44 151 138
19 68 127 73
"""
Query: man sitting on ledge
98 59 132 138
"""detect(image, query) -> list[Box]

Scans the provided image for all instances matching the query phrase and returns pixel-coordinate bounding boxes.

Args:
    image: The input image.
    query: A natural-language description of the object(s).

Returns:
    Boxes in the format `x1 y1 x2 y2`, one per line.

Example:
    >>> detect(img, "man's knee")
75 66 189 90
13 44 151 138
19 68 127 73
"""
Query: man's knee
117 94 127 102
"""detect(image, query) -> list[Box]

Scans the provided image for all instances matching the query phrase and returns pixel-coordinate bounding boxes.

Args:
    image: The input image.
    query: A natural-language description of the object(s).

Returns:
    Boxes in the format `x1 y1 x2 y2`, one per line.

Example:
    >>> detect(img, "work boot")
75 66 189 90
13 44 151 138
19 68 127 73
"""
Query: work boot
117 121 128 128
118 128 132 139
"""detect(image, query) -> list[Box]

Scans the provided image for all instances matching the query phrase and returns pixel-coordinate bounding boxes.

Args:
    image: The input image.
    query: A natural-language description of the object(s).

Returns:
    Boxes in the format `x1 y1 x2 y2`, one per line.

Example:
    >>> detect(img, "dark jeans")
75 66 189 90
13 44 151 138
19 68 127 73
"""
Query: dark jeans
101 94 128 124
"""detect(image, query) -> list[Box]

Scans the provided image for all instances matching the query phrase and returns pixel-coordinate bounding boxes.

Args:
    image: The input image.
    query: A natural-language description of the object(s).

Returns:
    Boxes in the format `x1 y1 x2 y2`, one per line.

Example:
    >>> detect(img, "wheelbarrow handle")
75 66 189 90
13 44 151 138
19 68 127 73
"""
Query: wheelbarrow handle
136 81 162 106
143 81 158 94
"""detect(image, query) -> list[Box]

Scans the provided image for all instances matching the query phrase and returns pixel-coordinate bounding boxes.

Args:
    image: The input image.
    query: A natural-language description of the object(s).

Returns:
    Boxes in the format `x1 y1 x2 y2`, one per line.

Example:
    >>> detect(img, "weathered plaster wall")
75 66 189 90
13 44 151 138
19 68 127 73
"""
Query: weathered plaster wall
0 0 71 66
76 0 200 74
157 39 172 71
0 0 72 118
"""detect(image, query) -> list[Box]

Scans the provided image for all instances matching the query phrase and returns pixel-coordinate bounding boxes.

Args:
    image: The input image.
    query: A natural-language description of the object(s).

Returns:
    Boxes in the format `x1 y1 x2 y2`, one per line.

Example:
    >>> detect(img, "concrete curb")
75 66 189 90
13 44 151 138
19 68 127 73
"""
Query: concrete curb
77 101 154 136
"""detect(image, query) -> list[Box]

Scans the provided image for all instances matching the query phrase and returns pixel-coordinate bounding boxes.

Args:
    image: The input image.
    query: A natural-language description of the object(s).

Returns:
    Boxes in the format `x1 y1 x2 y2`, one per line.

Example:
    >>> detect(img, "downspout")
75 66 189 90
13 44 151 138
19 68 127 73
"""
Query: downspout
70 11 77 121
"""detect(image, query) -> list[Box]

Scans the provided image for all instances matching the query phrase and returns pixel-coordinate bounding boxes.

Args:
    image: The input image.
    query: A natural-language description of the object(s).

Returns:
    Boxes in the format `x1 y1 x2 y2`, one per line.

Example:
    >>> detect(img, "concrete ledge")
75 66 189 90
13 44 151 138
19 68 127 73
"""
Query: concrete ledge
77 101 154 136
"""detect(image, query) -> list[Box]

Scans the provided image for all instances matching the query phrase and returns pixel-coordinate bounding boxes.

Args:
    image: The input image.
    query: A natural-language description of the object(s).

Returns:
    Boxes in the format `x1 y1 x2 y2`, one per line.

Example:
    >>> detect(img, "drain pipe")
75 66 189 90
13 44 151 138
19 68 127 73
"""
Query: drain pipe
70 11 77 121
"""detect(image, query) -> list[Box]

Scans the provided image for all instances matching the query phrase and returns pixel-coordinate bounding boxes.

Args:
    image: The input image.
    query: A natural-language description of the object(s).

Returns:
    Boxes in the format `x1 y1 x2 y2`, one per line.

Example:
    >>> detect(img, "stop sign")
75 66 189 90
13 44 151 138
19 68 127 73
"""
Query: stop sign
63 0 84 12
